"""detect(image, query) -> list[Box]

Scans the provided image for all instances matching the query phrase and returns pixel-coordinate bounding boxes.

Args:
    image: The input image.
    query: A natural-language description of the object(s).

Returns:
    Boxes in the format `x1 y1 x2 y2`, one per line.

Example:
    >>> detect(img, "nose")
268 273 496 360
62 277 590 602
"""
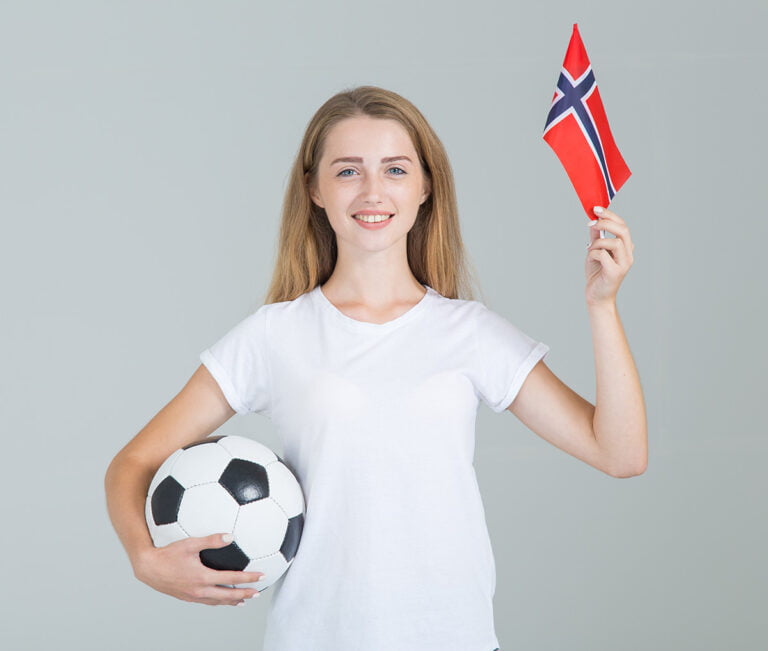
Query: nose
360 172 384 204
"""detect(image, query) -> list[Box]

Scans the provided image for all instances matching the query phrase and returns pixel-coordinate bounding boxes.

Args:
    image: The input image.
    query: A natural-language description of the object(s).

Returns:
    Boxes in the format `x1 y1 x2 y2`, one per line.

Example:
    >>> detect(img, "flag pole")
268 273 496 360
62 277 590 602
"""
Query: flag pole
589 219 607 243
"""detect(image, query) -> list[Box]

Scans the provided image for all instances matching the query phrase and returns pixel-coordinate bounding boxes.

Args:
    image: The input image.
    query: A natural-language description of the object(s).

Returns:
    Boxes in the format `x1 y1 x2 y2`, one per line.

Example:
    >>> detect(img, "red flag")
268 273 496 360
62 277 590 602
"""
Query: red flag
543 24 631 220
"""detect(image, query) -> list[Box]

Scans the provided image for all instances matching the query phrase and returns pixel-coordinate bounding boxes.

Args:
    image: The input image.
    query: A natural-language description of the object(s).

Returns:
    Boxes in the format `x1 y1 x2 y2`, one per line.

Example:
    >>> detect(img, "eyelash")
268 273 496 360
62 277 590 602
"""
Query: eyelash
336 167 406 177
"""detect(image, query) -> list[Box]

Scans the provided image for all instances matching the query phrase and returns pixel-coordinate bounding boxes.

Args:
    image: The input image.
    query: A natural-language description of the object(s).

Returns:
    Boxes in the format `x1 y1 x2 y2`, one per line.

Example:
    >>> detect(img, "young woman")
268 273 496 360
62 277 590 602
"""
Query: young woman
105 85 647 651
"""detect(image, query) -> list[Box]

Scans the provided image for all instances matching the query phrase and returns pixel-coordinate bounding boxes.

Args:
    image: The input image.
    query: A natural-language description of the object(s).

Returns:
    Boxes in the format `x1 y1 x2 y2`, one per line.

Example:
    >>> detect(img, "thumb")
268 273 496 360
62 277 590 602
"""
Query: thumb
191 532 234 552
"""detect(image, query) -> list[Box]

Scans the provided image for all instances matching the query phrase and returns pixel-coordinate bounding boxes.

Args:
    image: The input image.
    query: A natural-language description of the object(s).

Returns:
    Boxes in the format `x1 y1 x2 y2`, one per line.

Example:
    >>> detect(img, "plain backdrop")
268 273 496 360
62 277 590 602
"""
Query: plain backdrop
1 1 766 650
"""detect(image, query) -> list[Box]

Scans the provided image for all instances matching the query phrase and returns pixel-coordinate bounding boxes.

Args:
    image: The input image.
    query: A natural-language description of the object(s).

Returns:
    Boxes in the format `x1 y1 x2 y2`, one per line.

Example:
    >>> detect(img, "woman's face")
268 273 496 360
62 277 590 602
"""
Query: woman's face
309 115 430 251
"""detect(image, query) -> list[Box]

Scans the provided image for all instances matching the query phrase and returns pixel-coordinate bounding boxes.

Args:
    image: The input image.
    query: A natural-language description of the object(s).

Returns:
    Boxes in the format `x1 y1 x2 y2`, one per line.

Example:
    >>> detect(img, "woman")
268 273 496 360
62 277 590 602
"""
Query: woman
105 85 647 651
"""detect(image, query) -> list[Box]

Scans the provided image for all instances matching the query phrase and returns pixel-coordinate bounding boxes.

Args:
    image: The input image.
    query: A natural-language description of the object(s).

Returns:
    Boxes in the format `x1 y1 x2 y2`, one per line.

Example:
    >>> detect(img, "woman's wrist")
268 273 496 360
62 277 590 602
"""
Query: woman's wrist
130 544 158 580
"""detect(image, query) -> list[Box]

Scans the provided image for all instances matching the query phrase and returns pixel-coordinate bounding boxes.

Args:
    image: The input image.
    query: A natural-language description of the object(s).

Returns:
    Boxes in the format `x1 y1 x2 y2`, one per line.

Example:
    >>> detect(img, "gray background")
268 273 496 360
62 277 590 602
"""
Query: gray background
1 1 765 649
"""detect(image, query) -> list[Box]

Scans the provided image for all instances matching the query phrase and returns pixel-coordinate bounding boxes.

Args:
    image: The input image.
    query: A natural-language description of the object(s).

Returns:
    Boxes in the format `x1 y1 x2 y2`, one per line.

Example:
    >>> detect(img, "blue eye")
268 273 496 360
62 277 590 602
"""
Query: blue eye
336 167 407 177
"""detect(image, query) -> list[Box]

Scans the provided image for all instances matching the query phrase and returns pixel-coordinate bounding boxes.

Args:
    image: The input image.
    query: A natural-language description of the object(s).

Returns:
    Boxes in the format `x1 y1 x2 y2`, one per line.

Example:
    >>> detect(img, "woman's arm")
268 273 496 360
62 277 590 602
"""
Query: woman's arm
587 301 647 477
507 310 646 478
104 365 264 606
104 364 235 569
584 207 647 477
104 453 160 570
507 206 646 478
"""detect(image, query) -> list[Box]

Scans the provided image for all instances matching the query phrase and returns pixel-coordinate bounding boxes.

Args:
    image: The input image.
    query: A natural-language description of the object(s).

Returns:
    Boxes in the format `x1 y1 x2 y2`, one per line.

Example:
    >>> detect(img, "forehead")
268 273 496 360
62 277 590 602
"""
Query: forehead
321 116 417 159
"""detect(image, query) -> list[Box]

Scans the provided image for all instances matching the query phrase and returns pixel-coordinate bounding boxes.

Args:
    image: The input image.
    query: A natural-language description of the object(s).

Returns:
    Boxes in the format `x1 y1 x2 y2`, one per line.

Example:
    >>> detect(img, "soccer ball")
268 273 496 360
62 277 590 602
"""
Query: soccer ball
145 434 305 592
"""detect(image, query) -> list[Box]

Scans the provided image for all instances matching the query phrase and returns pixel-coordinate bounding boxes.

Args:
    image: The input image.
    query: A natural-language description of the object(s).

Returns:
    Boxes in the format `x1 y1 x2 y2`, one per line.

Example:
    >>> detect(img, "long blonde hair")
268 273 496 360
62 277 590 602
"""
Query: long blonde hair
263 85 484 305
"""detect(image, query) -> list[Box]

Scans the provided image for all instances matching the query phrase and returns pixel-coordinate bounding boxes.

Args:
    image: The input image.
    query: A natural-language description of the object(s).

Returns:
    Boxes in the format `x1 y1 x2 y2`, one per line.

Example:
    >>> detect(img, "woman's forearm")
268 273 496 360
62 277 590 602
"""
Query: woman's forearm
588 300 648 477
104 454 157 571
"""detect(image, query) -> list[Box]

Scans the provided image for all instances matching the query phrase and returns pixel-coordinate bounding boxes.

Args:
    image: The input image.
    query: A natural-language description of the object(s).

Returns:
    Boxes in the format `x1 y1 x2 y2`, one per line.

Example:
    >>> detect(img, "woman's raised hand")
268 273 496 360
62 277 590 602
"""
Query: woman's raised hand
133 533 265 607
585 206 635 307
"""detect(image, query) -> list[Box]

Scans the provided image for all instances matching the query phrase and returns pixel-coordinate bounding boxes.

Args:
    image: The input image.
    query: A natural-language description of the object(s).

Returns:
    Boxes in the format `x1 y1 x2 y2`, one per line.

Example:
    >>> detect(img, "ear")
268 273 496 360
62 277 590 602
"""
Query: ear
310 191 324 209
305 172 324 208
420 178 431 205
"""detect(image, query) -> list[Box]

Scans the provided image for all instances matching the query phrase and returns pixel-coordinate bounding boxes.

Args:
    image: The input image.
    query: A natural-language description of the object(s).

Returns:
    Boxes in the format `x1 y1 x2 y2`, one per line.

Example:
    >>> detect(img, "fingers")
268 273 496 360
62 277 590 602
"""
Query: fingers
587 242 622 268
191 535 265 606
589 206 634 259
591 220 632 248
170 534 268 606
146 534 265 607
211 569 266 585
588 223 601 247
591 207 632 240
587 232 632 269
194 585 261 607
592 205 625 224
189 571 263 606
188 532 233 551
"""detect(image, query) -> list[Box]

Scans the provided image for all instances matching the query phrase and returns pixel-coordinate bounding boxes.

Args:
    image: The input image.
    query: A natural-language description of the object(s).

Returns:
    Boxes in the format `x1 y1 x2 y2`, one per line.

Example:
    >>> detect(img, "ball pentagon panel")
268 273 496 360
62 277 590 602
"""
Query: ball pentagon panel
219 458 270 505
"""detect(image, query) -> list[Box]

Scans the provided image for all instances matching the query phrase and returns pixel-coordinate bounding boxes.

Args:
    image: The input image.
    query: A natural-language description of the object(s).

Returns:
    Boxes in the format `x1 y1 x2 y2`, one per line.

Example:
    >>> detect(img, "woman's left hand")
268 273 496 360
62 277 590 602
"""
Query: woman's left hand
585 206 635 307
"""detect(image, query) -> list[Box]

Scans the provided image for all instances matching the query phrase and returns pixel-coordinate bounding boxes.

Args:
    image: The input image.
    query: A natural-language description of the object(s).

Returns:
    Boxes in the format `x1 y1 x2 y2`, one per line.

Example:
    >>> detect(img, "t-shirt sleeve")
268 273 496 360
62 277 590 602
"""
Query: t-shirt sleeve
199 305 272 417
473 302 550 413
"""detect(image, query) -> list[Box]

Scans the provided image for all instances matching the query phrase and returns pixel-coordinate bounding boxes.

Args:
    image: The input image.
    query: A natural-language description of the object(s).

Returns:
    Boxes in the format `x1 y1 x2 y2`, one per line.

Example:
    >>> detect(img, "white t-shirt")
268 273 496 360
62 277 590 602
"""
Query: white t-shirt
199 283 549 651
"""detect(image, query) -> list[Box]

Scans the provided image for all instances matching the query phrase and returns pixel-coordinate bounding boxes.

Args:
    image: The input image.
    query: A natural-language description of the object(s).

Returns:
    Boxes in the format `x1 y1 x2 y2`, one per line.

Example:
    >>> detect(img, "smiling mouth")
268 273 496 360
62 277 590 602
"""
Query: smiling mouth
351 214 395 223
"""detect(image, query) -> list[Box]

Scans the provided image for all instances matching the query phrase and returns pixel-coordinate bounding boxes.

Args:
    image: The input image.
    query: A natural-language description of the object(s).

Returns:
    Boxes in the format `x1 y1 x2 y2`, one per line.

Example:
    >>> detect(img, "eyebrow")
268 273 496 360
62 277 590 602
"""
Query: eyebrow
329 155 413 166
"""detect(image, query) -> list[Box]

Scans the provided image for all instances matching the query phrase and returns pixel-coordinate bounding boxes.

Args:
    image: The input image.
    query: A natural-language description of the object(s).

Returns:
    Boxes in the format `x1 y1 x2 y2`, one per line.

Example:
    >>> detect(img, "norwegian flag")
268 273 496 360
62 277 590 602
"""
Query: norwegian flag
543 24 631 220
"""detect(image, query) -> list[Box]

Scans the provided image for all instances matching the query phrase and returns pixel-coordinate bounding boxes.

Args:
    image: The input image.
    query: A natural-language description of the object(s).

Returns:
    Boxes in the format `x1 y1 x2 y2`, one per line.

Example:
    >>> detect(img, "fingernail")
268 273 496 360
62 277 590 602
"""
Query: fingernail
593 206 604 214
222 533 233 543
237 601 246 606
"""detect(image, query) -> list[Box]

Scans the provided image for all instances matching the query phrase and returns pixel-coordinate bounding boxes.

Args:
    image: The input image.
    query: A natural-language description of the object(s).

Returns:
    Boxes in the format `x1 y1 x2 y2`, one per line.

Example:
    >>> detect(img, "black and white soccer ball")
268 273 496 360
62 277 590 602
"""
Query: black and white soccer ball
145 434 305 592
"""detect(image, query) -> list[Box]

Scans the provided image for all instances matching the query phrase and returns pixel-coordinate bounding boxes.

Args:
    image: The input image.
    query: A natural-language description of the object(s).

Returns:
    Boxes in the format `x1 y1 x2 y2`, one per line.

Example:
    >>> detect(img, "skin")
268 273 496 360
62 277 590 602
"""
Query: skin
309 115 432 322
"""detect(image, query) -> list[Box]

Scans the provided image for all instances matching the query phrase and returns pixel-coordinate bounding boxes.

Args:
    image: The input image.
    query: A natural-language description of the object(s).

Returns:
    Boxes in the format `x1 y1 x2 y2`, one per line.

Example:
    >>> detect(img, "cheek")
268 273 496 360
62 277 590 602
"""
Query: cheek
397 184 425 211
326 184 355 207
405 180 426 201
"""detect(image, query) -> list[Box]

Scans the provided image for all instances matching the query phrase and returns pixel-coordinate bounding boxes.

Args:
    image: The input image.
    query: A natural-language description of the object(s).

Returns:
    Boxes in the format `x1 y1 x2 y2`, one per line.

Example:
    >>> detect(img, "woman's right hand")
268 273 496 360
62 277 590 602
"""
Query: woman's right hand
133 533 265 606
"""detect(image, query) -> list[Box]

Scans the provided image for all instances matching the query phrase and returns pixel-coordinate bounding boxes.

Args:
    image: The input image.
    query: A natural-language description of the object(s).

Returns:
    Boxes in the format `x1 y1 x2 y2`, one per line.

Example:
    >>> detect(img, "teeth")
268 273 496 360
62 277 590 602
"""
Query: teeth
353 214 393 223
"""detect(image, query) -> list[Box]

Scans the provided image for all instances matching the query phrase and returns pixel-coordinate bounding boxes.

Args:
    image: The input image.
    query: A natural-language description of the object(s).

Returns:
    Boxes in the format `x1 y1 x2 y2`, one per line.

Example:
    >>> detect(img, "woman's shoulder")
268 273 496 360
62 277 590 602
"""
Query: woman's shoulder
430 291 533 335
428 286 484 310
256 286 321 322
425 287 489 324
